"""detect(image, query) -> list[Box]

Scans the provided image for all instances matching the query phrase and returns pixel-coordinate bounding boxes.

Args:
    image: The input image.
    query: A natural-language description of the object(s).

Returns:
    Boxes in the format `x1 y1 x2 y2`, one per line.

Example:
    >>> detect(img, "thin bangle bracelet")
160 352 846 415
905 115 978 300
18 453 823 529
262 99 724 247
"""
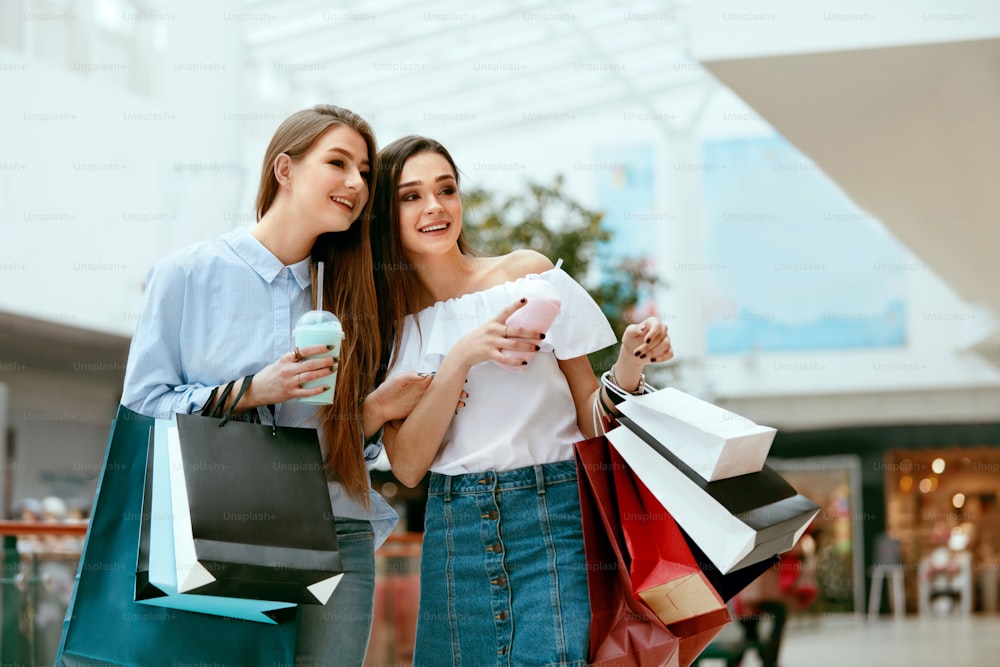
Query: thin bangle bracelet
609 364 646 395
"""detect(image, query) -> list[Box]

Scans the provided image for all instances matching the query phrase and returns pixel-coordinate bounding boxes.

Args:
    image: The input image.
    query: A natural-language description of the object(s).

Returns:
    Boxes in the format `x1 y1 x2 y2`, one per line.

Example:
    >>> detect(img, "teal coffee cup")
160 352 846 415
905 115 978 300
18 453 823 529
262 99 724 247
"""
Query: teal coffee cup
294 310 343 405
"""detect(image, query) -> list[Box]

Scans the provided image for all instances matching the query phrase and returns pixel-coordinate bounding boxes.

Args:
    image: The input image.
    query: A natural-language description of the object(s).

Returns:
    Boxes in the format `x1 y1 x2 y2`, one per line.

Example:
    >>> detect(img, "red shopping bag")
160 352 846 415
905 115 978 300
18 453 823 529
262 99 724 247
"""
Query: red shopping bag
610 444 731 665
576 435 680 667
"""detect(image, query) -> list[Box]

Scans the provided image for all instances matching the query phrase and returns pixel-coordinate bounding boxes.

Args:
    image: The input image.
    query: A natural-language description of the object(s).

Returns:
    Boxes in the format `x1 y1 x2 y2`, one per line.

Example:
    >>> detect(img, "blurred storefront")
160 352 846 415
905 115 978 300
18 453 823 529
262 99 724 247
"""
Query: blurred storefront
770 421 1000 618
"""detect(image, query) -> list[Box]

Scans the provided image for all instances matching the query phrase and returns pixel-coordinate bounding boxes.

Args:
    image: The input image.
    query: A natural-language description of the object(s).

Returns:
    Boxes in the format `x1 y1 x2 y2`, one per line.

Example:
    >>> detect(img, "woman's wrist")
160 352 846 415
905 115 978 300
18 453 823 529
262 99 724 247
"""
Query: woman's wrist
361 389 388 435
610 356 645 393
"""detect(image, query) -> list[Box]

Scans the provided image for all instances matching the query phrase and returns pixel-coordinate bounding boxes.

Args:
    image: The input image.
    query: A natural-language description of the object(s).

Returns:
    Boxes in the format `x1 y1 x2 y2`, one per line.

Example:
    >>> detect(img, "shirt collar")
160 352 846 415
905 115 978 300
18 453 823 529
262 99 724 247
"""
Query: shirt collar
223 227 313 290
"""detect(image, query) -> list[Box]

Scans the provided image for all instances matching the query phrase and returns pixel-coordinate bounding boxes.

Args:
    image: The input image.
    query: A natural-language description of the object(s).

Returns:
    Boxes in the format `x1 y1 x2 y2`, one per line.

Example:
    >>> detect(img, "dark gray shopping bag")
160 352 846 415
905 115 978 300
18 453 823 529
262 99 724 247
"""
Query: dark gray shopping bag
134 423 297 622
166 411 344 604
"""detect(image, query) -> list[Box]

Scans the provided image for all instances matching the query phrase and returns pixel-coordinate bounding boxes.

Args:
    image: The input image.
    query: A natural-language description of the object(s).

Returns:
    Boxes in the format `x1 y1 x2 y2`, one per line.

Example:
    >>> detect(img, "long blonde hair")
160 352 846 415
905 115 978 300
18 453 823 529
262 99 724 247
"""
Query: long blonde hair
256 105 380 504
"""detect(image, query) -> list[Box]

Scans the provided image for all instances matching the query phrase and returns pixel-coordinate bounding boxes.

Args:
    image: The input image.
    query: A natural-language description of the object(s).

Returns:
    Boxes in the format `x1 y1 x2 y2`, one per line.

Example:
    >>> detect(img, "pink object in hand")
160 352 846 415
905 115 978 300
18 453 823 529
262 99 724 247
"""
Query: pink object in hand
500 280 561 371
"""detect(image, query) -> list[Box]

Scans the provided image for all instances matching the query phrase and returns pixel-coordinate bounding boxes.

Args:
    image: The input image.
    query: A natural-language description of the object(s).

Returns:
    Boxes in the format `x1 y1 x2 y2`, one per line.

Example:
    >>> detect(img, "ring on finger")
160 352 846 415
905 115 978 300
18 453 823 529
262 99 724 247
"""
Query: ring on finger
297 371 304 388
293 347 304 362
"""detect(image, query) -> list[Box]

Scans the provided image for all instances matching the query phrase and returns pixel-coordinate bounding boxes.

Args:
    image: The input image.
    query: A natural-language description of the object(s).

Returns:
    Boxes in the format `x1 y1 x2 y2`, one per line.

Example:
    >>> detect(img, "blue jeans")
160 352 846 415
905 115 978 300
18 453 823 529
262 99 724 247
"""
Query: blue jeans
295 518 376 666
414 461 590 667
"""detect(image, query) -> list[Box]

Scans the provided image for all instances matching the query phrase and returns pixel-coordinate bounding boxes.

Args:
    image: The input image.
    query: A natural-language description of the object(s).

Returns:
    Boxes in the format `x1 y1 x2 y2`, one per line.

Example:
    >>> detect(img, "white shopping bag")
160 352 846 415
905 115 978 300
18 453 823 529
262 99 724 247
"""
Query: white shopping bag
607 424 819 575
617 388 776 481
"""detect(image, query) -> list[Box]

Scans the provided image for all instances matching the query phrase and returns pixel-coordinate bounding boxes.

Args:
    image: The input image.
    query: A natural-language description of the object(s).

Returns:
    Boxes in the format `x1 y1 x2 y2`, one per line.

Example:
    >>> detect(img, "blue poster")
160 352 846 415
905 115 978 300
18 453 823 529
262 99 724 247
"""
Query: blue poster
701 135 907 354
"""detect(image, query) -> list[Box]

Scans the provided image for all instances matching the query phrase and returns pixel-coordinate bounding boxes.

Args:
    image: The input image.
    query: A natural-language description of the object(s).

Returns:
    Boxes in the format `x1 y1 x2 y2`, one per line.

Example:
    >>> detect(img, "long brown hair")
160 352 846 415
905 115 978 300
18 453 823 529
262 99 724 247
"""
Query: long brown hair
257 105 380 504
370 135 475 382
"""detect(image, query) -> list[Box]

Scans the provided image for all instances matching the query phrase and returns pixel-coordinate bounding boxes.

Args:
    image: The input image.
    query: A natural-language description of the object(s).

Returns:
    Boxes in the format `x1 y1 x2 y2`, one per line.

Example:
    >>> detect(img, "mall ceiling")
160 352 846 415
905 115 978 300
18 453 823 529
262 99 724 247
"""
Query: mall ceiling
237 0 712 138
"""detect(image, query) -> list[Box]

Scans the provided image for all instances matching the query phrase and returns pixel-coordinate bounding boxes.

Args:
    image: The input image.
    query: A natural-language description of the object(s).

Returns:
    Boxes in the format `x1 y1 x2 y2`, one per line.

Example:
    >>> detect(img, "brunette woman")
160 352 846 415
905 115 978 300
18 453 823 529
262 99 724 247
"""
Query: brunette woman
370 135 672 665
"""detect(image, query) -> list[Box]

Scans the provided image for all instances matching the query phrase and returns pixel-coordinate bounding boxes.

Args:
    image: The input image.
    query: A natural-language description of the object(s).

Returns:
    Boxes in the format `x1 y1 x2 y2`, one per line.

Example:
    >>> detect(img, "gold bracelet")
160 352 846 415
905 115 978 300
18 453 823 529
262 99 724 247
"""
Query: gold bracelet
609 364 646 395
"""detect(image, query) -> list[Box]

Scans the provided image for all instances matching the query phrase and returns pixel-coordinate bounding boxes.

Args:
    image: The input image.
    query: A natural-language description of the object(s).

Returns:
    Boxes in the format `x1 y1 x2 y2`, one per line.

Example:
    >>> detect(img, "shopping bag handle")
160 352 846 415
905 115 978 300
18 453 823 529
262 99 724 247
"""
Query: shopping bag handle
199 374 255 427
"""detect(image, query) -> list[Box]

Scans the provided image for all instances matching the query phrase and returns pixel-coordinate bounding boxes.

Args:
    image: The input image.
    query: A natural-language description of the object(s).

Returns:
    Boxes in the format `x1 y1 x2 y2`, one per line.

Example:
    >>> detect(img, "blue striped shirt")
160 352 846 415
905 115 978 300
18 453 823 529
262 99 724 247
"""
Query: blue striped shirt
122 227 397 545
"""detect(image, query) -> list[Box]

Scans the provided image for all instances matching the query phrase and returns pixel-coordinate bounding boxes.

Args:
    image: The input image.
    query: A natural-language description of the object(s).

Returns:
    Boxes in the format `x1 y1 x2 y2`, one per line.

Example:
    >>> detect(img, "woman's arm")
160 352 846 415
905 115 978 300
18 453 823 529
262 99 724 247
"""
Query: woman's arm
359 371 436 440
122 260 337 419
382 299 540 487
121 262 215 419
559 317 674 439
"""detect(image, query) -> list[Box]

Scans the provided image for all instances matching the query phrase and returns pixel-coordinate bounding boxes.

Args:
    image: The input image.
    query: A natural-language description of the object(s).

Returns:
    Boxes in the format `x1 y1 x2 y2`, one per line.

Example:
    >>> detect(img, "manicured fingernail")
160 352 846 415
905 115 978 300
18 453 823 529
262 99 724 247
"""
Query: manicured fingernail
521 360 527 365
330 365 336 372
634 351 641 357
539 333 545 339
640 353 647 359
651 358 657 362
520 297 527 303
535 345 540 351
645 338 651 344
333 357 340 362
322 385 331 391
326 345 334 350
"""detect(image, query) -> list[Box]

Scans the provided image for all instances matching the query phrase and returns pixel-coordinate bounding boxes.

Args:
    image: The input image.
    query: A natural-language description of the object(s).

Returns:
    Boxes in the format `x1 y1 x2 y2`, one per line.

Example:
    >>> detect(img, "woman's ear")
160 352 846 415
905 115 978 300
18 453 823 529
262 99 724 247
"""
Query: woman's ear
274 153 293 188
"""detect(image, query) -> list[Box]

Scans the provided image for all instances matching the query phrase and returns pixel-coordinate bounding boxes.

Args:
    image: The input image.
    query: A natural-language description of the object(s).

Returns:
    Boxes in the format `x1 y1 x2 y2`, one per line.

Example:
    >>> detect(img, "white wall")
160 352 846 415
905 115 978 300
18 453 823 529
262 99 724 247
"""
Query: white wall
0 2 248 337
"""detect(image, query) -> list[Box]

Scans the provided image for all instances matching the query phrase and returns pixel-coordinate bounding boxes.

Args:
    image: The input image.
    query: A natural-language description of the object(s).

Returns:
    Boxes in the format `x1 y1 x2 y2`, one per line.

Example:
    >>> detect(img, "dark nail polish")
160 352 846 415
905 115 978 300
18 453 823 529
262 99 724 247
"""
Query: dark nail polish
326 345 334 350
535 345 540 351
645 338 651 344
333 357 340 363
651 358 657 362
330 366 336 372
522 360 527 365
634 351 640 357
539 333 546 340
640 353 647 359
322 385 331 391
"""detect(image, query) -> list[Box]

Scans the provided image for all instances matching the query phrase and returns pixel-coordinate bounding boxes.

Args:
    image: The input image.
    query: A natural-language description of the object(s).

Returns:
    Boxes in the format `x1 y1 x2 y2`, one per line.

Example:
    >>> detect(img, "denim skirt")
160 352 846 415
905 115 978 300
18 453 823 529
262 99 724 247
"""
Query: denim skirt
414 460 590 667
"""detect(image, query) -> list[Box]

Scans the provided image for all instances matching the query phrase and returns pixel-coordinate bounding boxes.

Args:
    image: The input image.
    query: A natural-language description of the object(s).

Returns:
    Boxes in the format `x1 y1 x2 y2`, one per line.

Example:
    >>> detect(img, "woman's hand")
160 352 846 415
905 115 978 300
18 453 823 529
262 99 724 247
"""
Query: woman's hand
613 317 673 391
243 344 338 407
449 299 543 371
366 371 433 424
621 317 672 363
364 371 470 437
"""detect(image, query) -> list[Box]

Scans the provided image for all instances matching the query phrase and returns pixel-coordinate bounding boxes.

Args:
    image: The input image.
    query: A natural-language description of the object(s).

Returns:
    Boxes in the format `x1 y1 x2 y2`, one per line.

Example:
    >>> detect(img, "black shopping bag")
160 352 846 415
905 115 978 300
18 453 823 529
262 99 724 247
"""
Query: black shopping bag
135 426 297 622
55 405 297 667
168 411 343 604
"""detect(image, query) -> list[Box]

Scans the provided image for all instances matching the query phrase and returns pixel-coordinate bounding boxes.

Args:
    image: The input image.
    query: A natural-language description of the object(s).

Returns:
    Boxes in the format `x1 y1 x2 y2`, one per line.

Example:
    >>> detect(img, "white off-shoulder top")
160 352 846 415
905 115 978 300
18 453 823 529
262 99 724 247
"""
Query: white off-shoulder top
386 266 617 475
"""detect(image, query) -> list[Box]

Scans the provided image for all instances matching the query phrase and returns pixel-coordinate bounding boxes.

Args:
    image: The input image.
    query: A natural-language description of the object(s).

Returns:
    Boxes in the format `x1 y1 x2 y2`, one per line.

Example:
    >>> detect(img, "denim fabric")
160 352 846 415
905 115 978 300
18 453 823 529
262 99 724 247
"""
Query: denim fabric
414 460 590 667
295 518 376 667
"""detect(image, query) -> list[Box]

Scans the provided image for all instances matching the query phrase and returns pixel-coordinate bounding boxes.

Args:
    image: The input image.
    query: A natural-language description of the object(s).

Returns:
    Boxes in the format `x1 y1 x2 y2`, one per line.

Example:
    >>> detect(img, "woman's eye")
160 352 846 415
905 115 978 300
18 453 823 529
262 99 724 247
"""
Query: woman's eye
361 171 371 182
401 192 418 202
329 160 345 168
441 186 456 196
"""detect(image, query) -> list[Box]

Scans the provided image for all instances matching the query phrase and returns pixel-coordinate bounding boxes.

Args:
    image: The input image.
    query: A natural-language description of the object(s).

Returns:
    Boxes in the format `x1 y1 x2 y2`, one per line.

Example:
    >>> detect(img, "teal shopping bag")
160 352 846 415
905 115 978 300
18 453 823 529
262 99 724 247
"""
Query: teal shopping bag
56 405 298 666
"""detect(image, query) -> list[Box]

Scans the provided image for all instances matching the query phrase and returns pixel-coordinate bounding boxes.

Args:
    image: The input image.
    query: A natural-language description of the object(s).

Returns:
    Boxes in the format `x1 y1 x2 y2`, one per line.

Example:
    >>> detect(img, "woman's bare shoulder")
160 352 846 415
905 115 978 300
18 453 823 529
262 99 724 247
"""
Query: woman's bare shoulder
495 249 555 281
